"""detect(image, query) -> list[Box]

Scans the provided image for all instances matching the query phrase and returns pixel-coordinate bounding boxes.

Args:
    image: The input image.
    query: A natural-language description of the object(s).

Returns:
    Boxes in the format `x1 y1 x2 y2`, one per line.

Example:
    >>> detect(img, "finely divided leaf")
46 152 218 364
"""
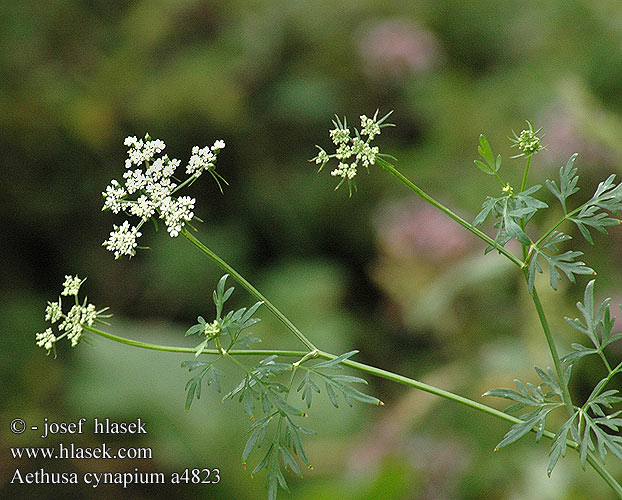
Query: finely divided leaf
495 407 554 450
182 360 224 411
299 351 382 408
568 174 622 244
548 414 578 475
527 248 594 292
563 280 622 360
546 153 579 213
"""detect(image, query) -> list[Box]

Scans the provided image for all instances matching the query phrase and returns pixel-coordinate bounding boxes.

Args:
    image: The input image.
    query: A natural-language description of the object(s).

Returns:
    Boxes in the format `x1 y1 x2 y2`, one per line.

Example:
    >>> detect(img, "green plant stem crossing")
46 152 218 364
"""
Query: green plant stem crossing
376 158 525 268
84 323 622 497
174 173 621 496
181 228 318 352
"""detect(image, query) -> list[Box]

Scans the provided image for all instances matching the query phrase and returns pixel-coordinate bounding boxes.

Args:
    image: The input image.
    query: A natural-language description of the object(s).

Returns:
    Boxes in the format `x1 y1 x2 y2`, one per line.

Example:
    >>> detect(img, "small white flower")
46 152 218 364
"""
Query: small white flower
146 157 166 181
313 111 393 194
204 320 221 337
313 148 329 165
160 196 195 237
147 138 166 156
211 140 225 151
102 180 126 214
105 134 229 259
125 134 166 167
330 127 351 145
62 304 85 346
331 162 357 180
144 178 175 203
128 195 156 220
128 146 145 166
187 145 216 175
162 158 180 179
81 303 97 327
45 300 62 323
123 169 147 194
144 155 179 181
124 136 139 147
351 138 378 168
37 276 109 354
336 143 353 160
36 328 57 351
360 114 381 140
61 275 83 296
103 220 142 259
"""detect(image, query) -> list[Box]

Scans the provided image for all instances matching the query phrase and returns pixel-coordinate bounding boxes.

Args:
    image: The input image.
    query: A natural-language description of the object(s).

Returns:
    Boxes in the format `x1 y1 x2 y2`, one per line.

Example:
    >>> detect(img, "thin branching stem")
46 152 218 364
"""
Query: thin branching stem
583 359 622 408
520 154 533 194
146 160 618 496
378 157 575 410
84 325 309 357
527 283 576 415
516 155 575 416
520 155 533 262
370 157 621 496
85 325 621 496
85 324 554 437
376 158 525 268
181 228 318 352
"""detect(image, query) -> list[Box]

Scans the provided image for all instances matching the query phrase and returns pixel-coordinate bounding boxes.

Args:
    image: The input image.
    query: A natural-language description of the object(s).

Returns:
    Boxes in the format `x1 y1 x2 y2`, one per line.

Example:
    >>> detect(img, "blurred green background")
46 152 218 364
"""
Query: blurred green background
2 0 622 498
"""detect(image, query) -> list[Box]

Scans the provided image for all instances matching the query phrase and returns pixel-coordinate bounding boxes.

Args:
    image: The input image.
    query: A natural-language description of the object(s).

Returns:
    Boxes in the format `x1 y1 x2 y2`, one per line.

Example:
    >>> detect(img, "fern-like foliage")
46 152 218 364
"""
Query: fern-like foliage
181 276 381 500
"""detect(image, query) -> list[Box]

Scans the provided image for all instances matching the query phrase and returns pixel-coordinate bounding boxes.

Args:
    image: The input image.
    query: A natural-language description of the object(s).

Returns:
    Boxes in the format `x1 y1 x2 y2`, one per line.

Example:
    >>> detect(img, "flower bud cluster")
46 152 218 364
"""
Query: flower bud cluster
510 121 545 158
102 134 225 259
312 110 393 195
36 275 109 355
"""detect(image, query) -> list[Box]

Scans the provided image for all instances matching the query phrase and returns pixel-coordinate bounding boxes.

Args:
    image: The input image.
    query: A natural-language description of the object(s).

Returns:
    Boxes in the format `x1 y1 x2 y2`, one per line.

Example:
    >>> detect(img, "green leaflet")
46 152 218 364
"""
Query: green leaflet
562 280 622 363
473 185 547 251
484 371 564 451
546 153 580 214
297 351 382 409
488 279 622 477
474 134 502 175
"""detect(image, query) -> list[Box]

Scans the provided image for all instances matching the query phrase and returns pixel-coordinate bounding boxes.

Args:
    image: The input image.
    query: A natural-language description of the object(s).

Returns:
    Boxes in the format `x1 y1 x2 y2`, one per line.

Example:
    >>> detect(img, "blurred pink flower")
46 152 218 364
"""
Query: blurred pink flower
540 105 588 163
358 19 442 80
540 98 614 167
374 198 471 263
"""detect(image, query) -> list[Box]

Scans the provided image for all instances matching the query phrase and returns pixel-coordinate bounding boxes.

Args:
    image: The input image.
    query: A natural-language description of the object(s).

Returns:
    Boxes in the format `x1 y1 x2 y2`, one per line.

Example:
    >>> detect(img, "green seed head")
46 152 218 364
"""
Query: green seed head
204 320 221 338
511 121 545 157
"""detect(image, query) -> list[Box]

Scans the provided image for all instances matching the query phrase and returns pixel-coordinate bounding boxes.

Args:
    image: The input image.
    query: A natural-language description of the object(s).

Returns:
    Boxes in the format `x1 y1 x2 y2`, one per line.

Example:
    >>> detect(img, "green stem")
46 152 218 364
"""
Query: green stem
86 323 551 437
528 284 576 415
172 173 201 196
532 206 582 250
84 325 309 357
520 155 532 193
494 172 506 188
180 228 318 352
376 158 524 268
85 324 621 496
599 350 613 373
586 455 622 498
520 155 532 261
363 158 620 494
515 150 573 415
584 359 622 406
532 192 612 251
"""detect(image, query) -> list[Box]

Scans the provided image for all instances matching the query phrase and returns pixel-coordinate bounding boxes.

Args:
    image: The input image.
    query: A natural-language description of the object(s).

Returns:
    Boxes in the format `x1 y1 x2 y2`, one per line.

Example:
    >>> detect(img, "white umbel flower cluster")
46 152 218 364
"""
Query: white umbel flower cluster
102 134 226 259
61 275 84 296
36 328 56 351
36 275 110 356
103 221 142 259
312 110 393 196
